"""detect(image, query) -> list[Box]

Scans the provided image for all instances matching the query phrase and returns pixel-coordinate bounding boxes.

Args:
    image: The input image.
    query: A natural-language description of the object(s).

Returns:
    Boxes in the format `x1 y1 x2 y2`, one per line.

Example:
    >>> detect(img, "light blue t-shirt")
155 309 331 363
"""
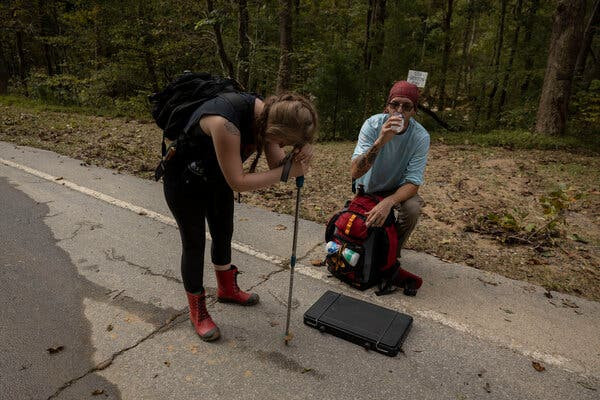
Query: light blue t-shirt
351 114 430 194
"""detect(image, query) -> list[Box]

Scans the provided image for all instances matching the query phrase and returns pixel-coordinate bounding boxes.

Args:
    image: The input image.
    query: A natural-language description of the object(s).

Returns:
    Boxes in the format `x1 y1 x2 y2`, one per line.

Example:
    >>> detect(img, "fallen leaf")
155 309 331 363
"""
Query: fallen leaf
91 389 104 396
576 381 597 391
244 370 252 377
284 333 294 343
275 224 287 231
569 233 588 244
310 259 324 266
532 361 545 372
483 382 491 393
96 359 112 370
47 346 64 354
561 299 579 309
477 277 499 286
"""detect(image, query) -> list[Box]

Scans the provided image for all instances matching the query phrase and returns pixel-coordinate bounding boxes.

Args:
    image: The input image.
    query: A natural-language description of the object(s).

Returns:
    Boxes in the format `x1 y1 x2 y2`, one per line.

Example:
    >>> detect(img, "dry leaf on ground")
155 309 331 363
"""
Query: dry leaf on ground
46 346 64 354
532 361 545 372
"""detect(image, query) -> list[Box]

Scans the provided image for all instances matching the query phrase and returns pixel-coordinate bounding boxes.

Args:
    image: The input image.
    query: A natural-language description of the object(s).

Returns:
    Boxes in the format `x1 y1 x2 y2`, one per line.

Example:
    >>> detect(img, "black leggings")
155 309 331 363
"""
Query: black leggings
163 163 234 293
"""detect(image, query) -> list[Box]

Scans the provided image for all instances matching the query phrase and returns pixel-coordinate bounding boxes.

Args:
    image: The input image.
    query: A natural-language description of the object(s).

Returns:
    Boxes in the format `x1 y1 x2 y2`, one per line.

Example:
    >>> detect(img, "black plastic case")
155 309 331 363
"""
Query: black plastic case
303 290 413 357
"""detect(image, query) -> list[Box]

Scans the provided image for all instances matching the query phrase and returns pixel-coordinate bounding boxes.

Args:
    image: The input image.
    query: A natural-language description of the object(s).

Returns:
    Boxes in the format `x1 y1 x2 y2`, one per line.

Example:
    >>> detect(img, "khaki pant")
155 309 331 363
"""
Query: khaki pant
392 195 424 257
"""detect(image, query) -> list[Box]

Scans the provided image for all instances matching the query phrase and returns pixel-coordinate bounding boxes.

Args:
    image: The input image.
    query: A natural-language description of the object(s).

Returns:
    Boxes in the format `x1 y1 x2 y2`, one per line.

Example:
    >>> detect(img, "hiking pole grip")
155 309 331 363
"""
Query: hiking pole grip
295 175 304 188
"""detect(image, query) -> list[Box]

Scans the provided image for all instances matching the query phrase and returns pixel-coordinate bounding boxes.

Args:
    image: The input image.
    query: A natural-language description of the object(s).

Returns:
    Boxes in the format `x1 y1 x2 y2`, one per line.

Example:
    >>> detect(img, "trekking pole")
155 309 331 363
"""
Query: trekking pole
284 175 304 345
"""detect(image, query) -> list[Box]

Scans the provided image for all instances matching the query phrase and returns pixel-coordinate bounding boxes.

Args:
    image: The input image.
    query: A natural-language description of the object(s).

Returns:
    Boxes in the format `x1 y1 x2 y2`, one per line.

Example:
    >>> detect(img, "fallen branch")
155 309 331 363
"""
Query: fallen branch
417 104 456 131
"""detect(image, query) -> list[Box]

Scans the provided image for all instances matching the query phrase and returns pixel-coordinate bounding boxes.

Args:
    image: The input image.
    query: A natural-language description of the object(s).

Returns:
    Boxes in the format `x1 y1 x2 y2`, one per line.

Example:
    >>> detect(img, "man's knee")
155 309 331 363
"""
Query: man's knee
400 195 423 221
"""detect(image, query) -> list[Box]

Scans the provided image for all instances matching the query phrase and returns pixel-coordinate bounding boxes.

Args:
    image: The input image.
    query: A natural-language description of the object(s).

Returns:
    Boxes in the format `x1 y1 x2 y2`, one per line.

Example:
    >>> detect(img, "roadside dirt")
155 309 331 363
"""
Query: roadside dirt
1 104 598 301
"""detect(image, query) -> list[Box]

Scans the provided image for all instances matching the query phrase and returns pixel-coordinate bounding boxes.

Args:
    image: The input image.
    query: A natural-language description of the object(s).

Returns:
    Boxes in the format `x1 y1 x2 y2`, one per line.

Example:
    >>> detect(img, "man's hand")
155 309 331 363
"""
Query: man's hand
365 198 395 227
379 115 403 145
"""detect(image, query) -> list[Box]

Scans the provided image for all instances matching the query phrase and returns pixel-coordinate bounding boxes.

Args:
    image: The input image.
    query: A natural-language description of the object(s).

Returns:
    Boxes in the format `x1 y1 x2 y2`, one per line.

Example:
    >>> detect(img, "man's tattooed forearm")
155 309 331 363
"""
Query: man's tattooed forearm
354 142 382 176
224 121 240 136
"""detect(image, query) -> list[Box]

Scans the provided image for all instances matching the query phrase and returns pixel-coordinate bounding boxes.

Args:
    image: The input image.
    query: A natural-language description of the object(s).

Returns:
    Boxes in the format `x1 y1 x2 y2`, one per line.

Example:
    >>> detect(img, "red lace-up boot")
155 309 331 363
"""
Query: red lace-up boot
186 291 220 341
215 265 259 305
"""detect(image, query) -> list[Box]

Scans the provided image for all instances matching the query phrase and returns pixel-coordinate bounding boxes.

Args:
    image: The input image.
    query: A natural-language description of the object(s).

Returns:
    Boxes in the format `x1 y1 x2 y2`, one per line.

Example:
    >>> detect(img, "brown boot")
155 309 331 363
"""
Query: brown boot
215 265 259 305
186 291 220 341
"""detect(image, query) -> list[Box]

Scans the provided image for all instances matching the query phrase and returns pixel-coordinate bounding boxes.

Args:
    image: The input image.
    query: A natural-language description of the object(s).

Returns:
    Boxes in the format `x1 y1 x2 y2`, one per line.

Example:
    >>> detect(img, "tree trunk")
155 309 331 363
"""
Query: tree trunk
16 30 28 94
206 0 235 78
574 0 600 80
498 0 524 113
237 0 250 89
535 0 587 136
37 0 54 76
144 52 160 93
452 0 474 108
486 0 508 120
364 0 386 71
438 0 454 112
276 0 292 94
520 0 540 95
0 46 9 94
363 0 373 69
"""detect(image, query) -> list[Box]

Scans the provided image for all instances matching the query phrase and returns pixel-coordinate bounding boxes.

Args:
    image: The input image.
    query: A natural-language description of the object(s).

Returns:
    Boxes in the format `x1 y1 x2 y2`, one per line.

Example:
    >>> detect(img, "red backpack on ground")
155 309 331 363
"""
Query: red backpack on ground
325 194 422 296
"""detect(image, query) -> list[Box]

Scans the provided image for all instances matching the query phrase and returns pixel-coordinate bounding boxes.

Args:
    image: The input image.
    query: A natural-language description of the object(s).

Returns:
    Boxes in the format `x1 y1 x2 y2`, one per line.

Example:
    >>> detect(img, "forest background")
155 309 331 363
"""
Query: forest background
1 0 598 138
0 0 599 301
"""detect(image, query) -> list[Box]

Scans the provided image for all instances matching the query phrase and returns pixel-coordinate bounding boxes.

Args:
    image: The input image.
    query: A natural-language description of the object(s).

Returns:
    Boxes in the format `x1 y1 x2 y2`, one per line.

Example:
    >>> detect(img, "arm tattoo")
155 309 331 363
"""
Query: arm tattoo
353 141 383 179
224 121 240 136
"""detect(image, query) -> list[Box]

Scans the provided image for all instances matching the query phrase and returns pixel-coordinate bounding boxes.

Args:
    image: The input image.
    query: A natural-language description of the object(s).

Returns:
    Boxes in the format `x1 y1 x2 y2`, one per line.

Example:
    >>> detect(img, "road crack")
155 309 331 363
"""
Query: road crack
246 268 286 292
46 309 188 399
105 248 182 284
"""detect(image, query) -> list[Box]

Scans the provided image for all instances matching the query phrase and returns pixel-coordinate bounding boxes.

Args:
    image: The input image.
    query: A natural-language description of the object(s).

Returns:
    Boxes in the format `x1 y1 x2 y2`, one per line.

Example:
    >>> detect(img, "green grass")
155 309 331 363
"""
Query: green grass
430 129 600 154
3 94 598 154
0 94 151 122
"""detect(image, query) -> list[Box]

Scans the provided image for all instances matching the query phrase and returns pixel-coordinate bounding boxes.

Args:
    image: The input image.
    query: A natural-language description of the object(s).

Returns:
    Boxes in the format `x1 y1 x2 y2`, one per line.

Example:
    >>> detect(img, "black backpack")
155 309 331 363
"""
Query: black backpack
148 72 244 180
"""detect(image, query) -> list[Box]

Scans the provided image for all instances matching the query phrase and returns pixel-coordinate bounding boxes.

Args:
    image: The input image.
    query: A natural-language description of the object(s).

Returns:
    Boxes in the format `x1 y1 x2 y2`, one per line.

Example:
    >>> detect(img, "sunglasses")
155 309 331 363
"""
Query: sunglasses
387 101 414 112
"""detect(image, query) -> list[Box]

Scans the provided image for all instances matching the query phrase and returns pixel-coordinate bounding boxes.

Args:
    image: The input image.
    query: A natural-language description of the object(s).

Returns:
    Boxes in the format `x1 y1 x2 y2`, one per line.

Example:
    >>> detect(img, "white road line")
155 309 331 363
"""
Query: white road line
0 157 284 266
0 156 585 376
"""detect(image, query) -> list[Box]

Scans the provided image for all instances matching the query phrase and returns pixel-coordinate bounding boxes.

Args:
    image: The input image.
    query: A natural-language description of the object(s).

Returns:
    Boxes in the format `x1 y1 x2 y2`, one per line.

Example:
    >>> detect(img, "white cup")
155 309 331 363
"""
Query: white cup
391 112 404 133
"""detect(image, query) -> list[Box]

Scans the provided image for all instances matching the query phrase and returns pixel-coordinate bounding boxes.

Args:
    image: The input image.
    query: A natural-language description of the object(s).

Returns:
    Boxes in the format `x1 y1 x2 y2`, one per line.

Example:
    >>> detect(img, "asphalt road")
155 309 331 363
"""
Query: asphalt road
1 142 598 400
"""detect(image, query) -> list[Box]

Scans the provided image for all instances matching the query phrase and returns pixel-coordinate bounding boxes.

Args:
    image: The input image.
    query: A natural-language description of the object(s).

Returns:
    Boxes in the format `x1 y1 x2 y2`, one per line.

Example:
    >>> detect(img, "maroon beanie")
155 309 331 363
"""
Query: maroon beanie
387 81 419 106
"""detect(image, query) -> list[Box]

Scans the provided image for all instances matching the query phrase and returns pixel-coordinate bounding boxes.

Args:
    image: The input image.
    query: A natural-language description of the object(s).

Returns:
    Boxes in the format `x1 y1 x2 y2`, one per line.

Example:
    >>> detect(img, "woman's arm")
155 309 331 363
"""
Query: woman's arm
264 141 287 169
202 115 305 192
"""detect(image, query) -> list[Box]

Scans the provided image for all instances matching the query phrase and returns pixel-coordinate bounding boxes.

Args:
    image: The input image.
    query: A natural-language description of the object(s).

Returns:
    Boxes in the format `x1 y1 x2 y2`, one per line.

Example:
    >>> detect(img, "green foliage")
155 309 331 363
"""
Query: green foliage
29 72 88 106
431 129 600 154
0 0 595 144
467 185 582 248
309 47 365 140
571 80 600 134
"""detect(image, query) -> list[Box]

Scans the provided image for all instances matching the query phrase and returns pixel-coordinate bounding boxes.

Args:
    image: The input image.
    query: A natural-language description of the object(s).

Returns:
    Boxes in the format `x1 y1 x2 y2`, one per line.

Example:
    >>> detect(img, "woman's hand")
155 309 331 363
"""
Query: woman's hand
289 157 309 178
292 143 314 165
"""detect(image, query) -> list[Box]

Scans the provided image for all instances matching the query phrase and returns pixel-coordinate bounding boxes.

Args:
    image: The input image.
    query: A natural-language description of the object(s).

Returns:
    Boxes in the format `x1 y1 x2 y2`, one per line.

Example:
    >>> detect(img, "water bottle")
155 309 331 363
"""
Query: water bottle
342 248 360 267
390 112 404 133
325 241 360 267
326 241 340 254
